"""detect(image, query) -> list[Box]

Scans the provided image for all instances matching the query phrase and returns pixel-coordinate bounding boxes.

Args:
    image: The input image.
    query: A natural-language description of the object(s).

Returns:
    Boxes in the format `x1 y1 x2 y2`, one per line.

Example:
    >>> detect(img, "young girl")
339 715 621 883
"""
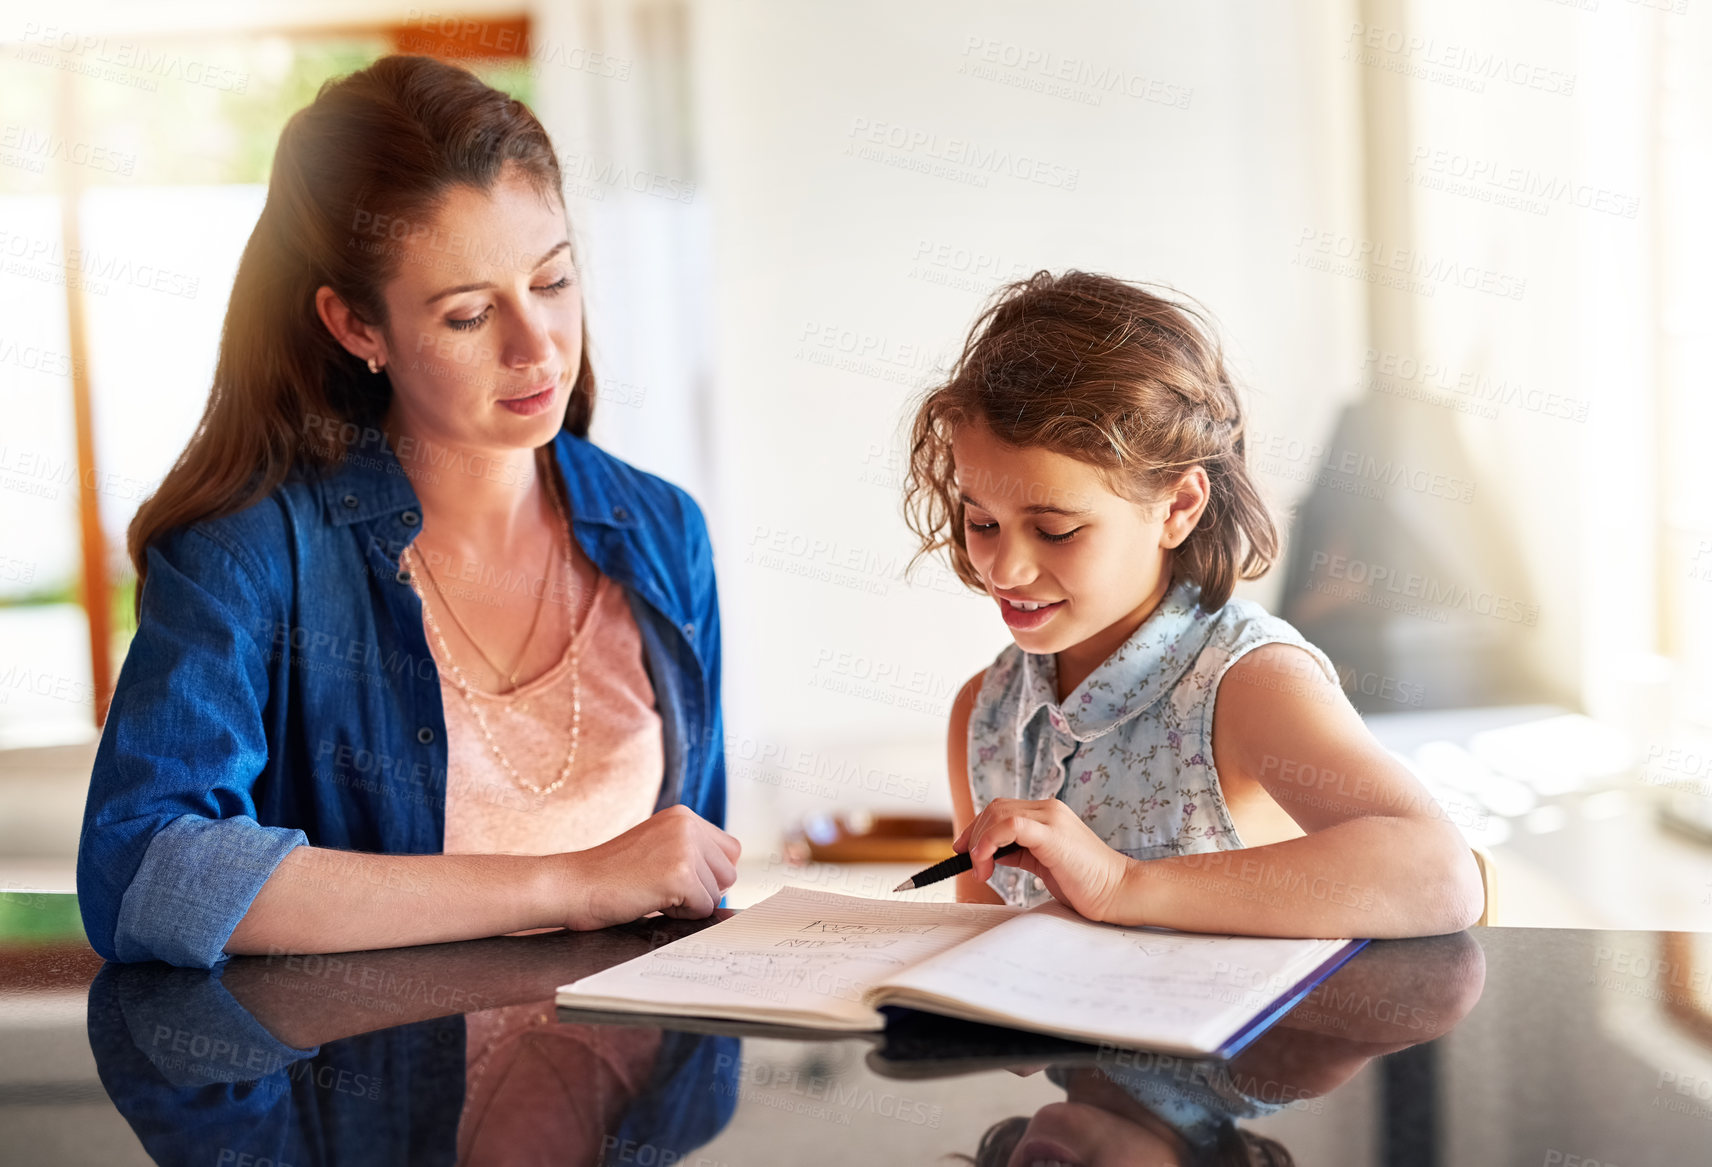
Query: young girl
903 271 1484 939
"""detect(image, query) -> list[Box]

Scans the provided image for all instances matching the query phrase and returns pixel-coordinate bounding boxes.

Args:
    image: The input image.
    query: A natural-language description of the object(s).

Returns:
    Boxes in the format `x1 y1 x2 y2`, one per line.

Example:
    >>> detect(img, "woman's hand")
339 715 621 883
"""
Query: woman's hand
954 798 1140 924
554 805 741 930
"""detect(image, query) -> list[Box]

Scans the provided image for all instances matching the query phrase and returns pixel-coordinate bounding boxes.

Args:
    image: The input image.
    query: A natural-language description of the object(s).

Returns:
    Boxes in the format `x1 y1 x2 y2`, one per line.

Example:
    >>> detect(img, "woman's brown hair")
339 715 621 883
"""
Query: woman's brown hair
903 270 1276 612
126 54 595 610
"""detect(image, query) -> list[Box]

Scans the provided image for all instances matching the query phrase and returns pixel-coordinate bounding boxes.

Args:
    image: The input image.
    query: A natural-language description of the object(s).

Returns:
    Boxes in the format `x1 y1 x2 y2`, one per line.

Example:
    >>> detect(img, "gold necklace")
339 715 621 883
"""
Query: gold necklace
459 1007 556 1141
413 526 553 692
407 473 596 797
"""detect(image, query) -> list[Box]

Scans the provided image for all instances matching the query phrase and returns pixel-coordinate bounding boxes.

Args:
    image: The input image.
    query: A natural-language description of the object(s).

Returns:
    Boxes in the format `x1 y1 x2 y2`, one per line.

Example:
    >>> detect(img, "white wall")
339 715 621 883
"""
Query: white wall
688 0 1367 843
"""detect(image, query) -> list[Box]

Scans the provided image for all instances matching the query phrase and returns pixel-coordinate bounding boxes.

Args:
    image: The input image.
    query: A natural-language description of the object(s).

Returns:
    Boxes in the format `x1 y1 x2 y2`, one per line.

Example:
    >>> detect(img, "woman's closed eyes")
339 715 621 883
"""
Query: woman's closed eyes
446 275 575 332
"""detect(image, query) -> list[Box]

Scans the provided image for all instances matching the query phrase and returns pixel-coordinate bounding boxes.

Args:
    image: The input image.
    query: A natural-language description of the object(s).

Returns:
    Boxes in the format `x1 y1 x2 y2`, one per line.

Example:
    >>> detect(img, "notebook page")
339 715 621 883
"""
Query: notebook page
557 887 1021 1030
872 900 1354 1053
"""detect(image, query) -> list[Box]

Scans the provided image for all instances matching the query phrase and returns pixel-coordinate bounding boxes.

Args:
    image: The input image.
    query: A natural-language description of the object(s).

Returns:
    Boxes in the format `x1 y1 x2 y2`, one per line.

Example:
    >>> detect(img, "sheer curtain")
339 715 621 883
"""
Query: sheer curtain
1657 8 1712 734
1281 0 1692 742
529 0 717 511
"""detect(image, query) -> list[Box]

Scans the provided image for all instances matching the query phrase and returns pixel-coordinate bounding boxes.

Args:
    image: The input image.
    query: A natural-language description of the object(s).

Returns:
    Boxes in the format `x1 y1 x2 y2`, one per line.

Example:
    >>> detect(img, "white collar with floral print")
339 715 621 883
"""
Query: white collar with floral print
1016 576 1220 743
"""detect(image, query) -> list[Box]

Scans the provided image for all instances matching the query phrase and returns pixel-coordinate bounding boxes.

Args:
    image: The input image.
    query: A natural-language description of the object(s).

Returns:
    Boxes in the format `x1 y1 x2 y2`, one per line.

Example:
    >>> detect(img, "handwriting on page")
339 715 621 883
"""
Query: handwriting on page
879 905 1347 1048
562 888 1020 1026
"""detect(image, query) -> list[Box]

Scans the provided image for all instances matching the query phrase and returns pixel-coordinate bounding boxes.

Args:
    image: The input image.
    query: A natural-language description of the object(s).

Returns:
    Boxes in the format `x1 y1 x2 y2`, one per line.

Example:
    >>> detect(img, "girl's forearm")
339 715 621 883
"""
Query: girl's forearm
225 845 567 956
1111 817 1484 938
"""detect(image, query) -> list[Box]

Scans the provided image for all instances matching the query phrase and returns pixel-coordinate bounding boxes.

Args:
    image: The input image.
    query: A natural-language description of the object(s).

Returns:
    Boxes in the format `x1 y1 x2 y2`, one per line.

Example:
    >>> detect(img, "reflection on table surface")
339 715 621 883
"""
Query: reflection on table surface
5 894 1712 1164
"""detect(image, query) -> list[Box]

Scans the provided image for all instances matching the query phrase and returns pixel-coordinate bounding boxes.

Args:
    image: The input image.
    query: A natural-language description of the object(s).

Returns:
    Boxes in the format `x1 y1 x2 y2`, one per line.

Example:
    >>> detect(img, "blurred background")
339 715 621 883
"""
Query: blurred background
2 0 1711 936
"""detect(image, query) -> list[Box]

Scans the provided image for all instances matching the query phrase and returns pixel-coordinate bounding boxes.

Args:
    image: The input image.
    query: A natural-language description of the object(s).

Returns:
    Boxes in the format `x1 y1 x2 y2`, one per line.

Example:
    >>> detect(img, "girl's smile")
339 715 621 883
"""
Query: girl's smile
996 593 1068 631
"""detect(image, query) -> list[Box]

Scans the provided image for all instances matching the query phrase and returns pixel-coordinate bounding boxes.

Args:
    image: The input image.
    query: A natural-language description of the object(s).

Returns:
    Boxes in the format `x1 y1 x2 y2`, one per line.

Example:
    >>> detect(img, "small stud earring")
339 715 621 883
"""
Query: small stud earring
367 356 383 374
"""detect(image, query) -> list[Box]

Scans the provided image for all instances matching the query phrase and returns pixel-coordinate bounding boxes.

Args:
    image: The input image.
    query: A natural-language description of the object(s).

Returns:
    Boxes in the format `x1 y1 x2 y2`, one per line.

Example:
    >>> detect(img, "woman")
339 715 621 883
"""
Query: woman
75 55 739 969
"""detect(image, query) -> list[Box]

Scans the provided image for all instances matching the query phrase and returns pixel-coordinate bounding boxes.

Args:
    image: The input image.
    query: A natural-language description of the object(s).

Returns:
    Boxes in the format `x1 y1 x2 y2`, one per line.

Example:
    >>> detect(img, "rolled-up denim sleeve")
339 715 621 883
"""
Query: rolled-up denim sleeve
112 815 305 967
77 524 306 968
106 960 319 1085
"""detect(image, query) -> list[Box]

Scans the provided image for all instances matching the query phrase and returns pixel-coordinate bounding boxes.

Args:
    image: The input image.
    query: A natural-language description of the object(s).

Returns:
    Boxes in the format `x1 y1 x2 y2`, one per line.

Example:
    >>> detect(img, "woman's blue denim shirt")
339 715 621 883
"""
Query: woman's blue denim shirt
76 428 726 968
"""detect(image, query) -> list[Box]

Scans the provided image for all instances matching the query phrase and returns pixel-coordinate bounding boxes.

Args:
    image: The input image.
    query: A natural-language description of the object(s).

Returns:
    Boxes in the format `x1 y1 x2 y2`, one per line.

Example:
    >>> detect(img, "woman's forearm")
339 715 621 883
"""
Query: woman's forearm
1115 816 1485 939
219 916 723 1050
225 845 566 956
225 805 741 957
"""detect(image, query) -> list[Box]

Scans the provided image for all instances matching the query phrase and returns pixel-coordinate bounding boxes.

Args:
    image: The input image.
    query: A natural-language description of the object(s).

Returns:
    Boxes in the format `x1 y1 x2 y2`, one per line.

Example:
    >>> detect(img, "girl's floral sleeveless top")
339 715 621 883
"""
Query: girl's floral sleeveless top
967 576 1339 908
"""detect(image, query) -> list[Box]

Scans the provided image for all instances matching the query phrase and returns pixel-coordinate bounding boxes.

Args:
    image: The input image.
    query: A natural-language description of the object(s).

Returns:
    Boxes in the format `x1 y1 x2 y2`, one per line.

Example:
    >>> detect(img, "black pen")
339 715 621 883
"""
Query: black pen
892 842 1024 892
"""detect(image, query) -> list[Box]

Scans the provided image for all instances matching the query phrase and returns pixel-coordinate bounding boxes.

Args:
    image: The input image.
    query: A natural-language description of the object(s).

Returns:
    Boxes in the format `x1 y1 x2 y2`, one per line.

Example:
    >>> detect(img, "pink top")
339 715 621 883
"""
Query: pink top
416 562 671 1158
432 571 666 857
457 1006 664 1166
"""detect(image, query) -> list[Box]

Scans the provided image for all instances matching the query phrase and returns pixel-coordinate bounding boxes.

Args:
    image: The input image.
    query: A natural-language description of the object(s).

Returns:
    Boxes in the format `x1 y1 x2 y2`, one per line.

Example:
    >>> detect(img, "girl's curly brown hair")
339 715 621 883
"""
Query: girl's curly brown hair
902 269 1277 612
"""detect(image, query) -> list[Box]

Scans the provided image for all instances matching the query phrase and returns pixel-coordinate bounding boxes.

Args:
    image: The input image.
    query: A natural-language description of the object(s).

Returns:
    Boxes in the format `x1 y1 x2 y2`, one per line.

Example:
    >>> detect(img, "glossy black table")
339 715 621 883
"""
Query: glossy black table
4 891 1712 1165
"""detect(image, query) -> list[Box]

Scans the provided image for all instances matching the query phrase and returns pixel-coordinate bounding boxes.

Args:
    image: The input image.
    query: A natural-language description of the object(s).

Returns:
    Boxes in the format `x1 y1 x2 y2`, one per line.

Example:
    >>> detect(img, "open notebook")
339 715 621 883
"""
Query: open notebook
557 888 1367 1059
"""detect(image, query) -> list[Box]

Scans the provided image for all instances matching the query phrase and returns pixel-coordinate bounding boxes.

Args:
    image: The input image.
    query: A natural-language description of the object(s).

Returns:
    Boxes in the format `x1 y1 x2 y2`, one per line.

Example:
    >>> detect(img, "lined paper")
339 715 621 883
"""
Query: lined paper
558 887 1019 1029
558 888 1356 1055
874 899 1354 1052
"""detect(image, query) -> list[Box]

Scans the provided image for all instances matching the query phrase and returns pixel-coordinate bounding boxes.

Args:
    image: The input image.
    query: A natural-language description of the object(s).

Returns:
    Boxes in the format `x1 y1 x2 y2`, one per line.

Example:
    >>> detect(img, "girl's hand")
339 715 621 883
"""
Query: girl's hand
954 798 1139 924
